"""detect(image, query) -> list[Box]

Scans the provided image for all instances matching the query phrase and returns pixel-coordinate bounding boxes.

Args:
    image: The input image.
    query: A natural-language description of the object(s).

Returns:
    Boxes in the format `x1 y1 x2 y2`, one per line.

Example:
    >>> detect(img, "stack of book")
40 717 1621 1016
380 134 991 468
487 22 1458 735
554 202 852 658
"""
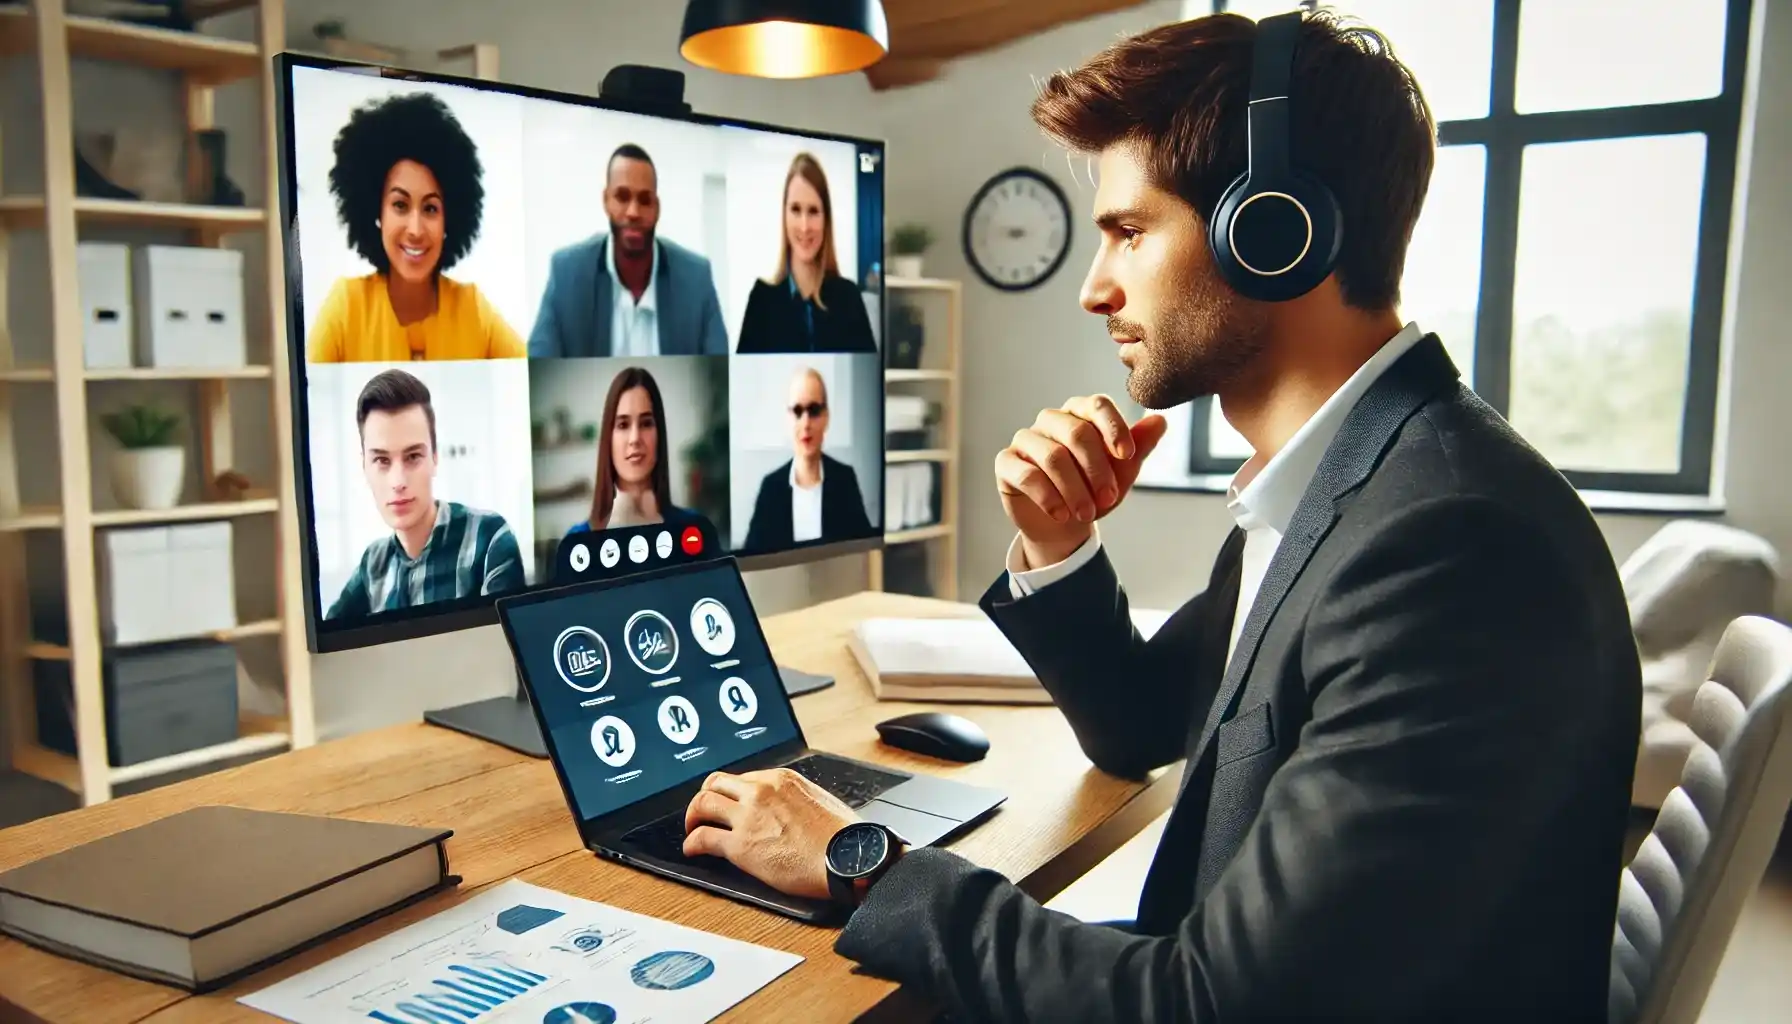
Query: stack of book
0 805 457 992
848 609 1171 704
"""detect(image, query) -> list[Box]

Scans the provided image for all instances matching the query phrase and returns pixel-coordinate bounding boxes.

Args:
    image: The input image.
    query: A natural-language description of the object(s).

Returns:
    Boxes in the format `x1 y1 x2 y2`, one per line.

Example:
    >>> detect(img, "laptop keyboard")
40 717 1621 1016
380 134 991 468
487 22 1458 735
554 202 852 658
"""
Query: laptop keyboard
619 755 909 862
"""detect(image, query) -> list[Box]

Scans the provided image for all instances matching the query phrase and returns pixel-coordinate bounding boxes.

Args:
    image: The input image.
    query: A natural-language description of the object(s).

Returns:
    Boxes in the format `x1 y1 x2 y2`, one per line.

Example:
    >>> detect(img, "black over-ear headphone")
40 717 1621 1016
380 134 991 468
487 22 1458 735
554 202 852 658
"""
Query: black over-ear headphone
1206 9 1343 302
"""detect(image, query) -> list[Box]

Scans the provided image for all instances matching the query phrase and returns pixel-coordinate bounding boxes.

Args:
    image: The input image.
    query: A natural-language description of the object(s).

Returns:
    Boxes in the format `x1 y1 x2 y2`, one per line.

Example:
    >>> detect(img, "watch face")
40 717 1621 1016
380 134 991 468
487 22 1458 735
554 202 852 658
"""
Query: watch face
827 824 889 877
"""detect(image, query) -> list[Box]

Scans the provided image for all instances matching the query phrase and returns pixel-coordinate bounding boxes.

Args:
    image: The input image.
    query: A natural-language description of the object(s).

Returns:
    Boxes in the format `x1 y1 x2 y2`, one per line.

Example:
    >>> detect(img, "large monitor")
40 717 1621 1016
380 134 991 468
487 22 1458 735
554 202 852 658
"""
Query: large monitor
272 55 887 752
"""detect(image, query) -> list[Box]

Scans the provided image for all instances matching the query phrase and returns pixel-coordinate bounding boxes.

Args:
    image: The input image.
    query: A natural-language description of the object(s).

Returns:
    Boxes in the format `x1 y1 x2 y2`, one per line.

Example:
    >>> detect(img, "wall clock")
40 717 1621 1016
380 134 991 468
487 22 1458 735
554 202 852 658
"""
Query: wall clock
962 167 1072 292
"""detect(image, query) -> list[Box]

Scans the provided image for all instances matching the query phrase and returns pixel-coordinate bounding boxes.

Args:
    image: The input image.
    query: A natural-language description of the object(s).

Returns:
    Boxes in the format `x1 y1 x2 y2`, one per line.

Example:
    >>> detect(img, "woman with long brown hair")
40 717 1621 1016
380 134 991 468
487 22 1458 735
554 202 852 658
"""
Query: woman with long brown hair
735 152 877 354
565 366 703 536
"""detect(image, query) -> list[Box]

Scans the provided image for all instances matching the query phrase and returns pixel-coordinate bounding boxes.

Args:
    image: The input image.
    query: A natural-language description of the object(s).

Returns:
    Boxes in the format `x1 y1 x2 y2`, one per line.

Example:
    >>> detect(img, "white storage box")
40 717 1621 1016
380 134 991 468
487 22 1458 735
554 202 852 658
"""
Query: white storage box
77 242 133 369
132 245 247 368
98 522 238 645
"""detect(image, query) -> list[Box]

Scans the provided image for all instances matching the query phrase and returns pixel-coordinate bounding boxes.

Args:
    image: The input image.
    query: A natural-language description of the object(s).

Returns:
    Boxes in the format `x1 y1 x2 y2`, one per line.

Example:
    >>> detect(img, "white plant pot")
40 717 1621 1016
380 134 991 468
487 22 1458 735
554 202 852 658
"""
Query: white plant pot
891 254 925 279
110 446 185 510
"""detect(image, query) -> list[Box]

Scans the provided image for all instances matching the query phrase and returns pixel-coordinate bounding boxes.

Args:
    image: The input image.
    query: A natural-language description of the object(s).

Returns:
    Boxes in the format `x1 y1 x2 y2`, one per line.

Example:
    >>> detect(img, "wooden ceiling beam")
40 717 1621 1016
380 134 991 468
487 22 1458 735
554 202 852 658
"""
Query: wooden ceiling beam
867 0 1150 88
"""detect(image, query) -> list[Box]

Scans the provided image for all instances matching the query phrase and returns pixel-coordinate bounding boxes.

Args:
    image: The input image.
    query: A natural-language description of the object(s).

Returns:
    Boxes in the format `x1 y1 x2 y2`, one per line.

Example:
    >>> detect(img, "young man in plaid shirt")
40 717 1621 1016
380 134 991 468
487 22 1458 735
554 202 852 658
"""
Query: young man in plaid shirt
327 369 526 619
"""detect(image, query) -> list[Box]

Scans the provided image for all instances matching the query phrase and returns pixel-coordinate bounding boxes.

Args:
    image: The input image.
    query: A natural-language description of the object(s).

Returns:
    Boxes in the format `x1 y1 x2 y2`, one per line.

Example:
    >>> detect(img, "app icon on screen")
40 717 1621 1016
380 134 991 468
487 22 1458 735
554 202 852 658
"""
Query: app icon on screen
553 626 611 692
689 598 735 657
590 715 636 768
624 609 678 675
600 538 621 568
718 677 758 725
657 695 700 744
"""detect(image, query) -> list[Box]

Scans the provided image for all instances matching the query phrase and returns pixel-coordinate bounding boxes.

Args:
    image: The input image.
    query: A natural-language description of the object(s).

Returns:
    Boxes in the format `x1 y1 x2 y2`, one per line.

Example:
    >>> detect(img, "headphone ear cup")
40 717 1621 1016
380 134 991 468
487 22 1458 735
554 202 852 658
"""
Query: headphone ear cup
1208 172 1343 303
1206 172 1256 295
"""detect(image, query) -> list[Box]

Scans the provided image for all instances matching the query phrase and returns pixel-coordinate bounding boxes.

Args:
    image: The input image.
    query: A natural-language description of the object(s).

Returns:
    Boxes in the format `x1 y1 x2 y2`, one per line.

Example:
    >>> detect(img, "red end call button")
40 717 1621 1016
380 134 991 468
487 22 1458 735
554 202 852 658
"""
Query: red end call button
680 526 704 556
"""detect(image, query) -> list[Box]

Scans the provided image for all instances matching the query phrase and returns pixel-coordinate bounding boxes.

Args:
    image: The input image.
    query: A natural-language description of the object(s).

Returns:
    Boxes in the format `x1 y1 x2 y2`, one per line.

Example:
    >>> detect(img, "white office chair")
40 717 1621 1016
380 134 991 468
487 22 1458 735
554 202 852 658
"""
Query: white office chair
1621 520 1780 809
1609 614 1792 1024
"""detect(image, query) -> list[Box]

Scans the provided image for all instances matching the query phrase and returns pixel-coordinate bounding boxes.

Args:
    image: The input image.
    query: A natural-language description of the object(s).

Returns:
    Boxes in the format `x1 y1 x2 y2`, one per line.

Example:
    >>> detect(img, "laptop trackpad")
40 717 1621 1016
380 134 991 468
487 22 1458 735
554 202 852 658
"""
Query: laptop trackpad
878 775 1006 823
858 800 962 848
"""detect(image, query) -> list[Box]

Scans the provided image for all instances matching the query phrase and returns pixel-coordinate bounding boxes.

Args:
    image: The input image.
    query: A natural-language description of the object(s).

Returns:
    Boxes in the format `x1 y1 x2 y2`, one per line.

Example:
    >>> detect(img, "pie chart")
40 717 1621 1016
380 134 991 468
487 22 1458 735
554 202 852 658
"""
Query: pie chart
630 950 715 990
542 1003 616 1024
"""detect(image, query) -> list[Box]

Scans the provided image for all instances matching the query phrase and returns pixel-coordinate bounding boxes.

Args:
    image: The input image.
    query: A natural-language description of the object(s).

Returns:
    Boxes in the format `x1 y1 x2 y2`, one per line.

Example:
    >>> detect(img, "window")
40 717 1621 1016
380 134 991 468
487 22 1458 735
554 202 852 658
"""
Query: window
1152 0 1750 502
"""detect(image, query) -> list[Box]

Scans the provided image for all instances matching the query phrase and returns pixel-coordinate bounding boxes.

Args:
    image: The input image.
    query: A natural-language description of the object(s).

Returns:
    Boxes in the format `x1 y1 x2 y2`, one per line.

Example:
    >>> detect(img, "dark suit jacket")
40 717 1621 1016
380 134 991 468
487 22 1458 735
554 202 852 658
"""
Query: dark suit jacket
834 336 1641 1021
741 454 873 552
735 275 877 354
527 234 727 357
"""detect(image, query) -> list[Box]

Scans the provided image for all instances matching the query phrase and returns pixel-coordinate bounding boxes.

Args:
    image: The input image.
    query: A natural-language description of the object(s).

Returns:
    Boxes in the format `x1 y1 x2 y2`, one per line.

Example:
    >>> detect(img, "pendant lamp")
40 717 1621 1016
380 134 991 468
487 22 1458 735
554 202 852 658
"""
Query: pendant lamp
680 0 890 79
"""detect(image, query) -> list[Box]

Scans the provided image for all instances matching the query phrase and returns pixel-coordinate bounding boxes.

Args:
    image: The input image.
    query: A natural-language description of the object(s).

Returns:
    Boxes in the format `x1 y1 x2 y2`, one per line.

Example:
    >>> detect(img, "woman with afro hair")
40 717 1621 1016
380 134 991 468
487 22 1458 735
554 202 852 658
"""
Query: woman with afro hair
306 91 524 362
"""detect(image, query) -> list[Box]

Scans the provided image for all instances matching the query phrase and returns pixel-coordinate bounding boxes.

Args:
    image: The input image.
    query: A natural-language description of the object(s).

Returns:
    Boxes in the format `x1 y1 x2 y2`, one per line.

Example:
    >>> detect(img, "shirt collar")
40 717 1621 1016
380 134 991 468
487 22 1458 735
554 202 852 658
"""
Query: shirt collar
1226 322 1426 534
605 234 659 313
391 500 453 563
789 457 825 489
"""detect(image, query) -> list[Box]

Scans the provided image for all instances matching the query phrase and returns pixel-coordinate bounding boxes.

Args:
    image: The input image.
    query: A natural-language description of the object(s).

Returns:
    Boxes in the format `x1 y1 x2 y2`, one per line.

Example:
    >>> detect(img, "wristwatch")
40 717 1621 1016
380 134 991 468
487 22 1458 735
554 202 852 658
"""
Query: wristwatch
825 822 905 908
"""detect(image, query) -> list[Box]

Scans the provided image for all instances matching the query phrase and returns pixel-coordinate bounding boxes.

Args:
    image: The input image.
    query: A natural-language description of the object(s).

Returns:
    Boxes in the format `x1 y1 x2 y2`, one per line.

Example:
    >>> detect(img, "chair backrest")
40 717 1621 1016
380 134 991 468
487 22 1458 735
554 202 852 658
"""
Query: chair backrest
1609 614 1792 1024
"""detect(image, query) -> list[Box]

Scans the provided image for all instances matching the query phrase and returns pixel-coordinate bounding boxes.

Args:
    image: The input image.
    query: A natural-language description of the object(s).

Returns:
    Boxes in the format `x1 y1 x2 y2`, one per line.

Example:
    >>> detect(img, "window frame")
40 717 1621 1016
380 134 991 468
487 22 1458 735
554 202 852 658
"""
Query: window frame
1164 0 1753 503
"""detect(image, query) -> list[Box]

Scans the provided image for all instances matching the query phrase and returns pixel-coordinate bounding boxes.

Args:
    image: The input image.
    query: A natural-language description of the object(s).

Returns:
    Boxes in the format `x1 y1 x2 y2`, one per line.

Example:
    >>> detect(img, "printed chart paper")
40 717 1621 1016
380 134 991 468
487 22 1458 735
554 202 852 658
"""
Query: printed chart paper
240 879 802 1024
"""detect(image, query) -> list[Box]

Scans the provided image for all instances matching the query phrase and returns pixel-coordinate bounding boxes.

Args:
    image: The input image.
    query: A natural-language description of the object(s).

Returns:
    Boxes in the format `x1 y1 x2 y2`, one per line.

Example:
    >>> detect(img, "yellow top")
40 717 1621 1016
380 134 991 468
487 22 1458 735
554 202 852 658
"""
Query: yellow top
305 273 526 362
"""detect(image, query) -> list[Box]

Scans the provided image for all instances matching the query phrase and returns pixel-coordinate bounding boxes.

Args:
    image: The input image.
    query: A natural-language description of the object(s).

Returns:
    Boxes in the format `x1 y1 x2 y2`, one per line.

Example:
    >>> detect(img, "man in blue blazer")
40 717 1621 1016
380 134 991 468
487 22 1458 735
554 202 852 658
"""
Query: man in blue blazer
528 144 728 358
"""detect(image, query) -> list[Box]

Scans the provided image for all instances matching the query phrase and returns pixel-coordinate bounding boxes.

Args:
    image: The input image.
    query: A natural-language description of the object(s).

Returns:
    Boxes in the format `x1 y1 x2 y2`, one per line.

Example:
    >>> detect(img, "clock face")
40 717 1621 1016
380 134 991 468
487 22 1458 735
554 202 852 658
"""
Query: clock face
963 168 1072 292
827 823 889 876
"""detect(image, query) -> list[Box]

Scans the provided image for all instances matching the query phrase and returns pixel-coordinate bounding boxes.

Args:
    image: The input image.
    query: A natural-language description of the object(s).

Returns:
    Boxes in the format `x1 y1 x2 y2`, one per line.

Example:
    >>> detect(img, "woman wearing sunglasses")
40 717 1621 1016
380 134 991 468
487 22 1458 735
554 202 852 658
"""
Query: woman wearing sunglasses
741 366 872 551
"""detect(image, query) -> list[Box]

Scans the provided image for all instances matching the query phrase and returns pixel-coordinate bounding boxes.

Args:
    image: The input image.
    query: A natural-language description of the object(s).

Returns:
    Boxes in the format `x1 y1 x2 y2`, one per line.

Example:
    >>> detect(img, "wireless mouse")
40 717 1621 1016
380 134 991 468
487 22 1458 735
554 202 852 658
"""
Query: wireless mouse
874 711 990 763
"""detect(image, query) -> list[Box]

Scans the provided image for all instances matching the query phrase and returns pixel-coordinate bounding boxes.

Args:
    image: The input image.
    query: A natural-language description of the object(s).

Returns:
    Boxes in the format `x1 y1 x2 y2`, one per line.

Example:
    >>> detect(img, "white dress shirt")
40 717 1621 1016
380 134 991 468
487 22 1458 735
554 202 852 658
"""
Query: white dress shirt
791 458 824 543
1007 322 1427 669
606 236 660 357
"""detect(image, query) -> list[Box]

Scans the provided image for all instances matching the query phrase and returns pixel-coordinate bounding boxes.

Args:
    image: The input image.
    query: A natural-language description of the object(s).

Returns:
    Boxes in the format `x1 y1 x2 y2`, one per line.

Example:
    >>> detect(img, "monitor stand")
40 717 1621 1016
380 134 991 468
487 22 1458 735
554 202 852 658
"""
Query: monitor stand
423 669 549 758
777 664 834 697
423 666 834 759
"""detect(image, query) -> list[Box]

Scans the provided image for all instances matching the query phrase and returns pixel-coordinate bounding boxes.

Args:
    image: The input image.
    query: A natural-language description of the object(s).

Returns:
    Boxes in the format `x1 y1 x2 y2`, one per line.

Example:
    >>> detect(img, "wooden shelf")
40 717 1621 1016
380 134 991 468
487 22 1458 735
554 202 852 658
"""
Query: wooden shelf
0 497 278 531
888 448 952 464
887 276 961 292
887 523 954 546
0 506 65 532
12 713 290 792
0 8 262 86
25 618 281 661
3 365 273 382
110 713 290 785
87 365 272 381
886 368 955 382
92 496 278 527
12 742 81 793
0 195 265 232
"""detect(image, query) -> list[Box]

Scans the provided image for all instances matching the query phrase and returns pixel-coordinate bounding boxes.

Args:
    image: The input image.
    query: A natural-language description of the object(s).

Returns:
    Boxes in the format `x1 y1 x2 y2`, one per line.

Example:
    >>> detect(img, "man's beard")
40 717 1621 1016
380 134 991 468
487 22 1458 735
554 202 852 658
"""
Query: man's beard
611 219 654 256
1113 271 1269 410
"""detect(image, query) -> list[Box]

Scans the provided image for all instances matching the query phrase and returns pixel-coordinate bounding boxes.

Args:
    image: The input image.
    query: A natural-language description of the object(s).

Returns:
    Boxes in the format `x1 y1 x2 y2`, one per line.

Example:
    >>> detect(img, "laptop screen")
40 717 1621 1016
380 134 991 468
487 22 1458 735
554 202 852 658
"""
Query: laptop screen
501 560 802 823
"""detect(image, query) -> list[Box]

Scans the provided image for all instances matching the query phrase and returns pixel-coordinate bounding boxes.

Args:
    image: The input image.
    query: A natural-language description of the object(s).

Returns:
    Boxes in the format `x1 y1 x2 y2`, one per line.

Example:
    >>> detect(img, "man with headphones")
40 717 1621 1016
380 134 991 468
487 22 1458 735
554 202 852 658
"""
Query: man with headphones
677 8 1640 1020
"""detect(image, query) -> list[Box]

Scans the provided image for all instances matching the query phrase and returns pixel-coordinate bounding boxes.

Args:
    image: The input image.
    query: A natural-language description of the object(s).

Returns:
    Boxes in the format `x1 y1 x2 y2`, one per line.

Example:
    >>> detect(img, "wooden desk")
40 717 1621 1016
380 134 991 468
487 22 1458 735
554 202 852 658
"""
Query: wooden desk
0 592 1178 1023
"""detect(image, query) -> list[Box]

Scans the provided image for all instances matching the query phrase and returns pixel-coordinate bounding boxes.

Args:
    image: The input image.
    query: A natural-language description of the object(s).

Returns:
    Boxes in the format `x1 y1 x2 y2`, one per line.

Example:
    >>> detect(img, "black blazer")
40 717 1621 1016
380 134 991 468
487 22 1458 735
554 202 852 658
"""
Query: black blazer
834 336 1641 1021
741 454 872 552
735 275 876 354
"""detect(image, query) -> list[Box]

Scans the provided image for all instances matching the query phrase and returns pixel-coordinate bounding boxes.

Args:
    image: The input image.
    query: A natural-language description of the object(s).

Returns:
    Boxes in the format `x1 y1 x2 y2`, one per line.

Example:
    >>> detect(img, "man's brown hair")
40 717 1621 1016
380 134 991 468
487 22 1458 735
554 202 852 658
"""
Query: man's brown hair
1031 10 1435 311
356 368 436 451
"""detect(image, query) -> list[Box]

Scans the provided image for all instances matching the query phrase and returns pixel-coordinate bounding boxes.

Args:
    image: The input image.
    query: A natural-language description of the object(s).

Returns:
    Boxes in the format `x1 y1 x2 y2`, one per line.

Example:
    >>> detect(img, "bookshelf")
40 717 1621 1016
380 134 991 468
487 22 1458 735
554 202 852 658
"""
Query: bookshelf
0 0 313 805
872 276 962 601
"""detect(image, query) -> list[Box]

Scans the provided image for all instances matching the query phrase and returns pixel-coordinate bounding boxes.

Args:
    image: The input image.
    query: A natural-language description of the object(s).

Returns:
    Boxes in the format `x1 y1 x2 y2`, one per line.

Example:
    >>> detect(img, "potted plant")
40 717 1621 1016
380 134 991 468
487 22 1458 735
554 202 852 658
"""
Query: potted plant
101 403 185 510
890 223 934 280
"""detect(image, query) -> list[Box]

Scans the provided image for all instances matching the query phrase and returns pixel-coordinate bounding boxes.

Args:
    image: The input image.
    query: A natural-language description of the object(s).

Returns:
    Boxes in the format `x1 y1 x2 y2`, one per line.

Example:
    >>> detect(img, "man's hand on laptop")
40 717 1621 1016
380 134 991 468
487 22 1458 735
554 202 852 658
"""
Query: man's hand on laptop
682 768 858 899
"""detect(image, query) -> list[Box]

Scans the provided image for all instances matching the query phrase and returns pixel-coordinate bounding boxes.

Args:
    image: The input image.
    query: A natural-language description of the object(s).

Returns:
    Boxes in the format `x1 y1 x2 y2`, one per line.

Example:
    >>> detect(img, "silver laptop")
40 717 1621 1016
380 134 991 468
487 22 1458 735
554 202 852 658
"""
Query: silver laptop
496 556 1006 922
